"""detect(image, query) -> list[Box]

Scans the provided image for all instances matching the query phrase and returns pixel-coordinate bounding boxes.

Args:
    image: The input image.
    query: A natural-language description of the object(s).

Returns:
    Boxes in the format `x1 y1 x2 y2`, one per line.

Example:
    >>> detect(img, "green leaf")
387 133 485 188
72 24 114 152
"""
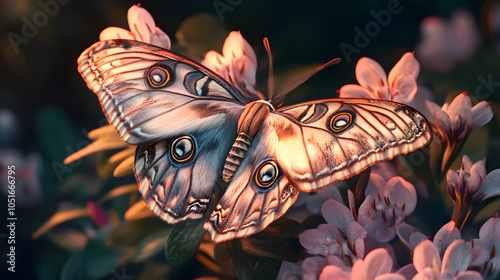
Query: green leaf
240 237 297 262
165 218 206 268
224 240 256 280
36 106 80 163
252 257 282 280
252 218 306 240
214 243 236 277
107 217 170 247
132 229 172 262
60 240 123 280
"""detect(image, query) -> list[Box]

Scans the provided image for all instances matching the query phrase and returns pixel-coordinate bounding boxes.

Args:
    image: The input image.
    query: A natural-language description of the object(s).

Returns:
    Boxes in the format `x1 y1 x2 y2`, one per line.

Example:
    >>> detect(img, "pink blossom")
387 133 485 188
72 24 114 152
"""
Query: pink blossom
470 216 500 278
299 199 366 267
100 5 171 49
426 93 493 172
416 10 480 73
201 31 259 101
339 52 419 105
320 249 405 280
358 175 417 243
446 155 500 228
86 201 109 226
412 239 482 280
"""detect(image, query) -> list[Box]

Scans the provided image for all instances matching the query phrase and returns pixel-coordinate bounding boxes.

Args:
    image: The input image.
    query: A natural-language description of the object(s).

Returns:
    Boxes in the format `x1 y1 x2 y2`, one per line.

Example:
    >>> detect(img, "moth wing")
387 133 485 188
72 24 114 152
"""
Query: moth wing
135 122 238 223
77 39 246 144
274 98 432 192
204 98 431 242
203 128 300 243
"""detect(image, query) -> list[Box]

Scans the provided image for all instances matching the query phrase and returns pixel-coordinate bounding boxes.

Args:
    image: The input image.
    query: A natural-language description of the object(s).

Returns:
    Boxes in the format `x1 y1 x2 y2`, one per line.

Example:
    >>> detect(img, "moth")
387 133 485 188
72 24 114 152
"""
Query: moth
77 39 432 243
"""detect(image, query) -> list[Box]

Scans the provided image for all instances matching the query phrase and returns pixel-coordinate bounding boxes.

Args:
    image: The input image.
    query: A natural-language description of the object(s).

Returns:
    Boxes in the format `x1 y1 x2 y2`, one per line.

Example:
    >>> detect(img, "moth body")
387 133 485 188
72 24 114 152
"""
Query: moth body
222 100 274 182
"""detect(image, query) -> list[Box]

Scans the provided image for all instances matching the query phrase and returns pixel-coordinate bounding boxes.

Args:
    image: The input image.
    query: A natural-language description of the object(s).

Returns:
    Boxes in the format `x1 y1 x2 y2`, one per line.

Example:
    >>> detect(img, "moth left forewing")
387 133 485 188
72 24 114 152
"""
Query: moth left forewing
204 136 300 243
275 98 432 192
78 40 246 144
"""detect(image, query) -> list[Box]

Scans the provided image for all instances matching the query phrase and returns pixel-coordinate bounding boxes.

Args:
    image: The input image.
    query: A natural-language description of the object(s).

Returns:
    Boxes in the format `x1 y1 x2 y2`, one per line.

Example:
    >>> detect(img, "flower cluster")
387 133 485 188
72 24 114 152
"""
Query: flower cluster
34 5 499 280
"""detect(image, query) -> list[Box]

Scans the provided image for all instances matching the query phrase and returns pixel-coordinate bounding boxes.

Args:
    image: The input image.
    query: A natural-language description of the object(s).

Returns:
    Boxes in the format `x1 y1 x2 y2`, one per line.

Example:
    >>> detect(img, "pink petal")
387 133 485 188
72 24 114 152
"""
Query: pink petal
441 240 471 276
461 155 473 172
374 274 406 280
150 27 172 49
302 256 328 280
222 31 257 86
425 100 452 134
127 5 157 43
375 226 397 243
318 186 343 203
433 221 461 256
477 170 500 201
455 271 484 280
339 84 374 99
366 173 387 198
413 240 441 274
355 57 388 94
393 74 417 103
351 258 367 280
446 93 471 121
299 224 341 256
363 248 394 279
388 52 420 88
446 170 459 201
396 264 418 279
467 159 486 195
319 265 350 280
99 27 135 41
385 177 417 214
322 199 355 231
470 101 493 130
87 201 108 226
222 31 257 68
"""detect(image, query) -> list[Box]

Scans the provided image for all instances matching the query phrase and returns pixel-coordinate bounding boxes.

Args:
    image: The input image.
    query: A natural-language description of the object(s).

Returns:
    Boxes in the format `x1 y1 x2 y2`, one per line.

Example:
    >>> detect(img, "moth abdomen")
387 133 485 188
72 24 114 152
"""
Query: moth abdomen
222 133 252 182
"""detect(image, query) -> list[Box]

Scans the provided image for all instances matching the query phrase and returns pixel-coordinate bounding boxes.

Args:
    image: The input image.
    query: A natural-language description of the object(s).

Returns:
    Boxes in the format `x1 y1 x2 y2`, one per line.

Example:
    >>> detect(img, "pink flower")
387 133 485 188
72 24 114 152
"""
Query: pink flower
86 201 109 227
412 239 482 280
447 155 500 206
299 199 366 267
470 216 500 279
416 10 480 73
433 221 461 256
320 249 405 280
201 31 259 101
277 256 329 280
358 175 417 243
339 52 420 105
100 5 171 49
426 93 493 172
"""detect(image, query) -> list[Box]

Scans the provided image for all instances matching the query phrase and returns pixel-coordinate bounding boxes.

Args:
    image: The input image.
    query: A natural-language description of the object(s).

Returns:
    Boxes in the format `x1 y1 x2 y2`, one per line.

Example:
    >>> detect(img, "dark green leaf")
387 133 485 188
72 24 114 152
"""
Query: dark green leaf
252 257 282 280
165 218 206 268
240 237 298 262
132 229 172 262
107 217 170 247
36 106 80 163
214 243 236 277
60 240 123 280
225 240 256 280
253 218 306 240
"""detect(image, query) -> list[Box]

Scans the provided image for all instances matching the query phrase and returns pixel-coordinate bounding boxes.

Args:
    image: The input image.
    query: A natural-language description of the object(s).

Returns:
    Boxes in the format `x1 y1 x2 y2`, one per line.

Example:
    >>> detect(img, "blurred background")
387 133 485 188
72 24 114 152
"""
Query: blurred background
0 0 499 279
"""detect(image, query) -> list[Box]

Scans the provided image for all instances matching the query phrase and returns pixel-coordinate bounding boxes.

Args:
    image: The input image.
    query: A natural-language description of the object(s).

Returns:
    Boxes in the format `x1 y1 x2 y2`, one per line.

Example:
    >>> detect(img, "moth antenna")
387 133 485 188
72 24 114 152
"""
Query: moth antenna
273 58 341 104
263 37 275 102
